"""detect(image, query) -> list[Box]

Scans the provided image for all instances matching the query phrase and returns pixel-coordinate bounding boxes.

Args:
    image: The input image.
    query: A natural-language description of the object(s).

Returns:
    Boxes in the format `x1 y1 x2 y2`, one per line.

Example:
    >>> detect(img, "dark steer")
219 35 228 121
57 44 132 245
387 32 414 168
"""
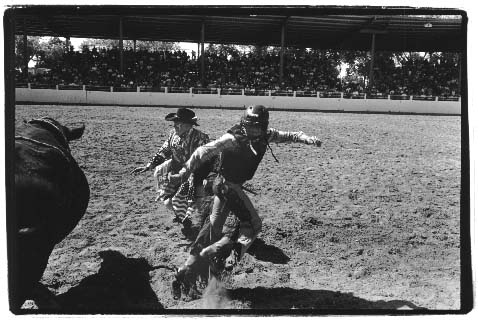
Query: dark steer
12 117 90 309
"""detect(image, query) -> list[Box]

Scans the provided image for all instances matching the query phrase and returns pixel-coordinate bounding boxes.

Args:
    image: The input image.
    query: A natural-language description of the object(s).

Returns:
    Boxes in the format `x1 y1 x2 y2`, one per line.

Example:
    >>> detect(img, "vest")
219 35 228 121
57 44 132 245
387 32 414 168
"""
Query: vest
220 124 268 184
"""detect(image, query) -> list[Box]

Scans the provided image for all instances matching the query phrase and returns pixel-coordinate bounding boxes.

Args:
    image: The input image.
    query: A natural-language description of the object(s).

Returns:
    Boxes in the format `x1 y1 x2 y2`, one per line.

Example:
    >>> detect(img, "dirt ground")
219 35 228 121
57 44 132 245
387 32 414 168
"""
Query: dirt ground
13 104 462 312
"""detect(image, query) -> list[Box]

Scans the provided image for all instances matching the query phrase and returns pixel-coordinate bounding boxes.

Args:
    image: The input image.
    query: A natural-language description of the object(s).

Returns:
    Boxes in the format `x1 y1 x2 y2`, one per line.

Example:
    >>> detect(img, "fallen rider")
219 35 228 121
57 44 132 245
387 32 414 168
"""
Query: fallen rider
171 105 322 300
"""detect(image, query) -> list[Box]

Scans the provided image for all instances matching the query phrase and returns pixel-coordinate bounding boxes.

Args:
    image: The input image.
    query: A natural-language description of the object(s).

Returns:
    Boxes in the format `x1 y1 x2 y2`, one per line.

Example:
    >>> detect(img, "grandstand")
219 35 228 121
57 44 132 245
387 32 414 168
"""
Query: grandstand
6 6 466 114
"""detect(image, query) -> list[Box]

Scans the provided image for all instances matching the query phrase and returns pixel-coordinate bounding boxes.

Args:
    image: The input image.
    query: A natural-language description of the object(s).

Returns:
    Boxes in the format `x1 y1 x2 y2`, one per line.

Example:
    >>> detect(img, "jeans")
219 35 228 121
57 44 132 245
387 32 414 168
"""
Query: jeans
208 180 262 257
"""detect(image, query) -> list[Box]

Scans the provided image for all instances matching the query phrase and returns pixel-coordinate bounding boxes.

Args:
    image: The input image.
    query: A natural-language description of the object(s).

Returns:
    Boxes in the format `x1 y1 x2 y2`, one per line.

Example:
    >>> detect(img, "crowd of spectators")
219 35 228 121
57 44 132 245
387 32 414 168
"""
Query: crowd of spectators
16 46 460 97
366 53 460 97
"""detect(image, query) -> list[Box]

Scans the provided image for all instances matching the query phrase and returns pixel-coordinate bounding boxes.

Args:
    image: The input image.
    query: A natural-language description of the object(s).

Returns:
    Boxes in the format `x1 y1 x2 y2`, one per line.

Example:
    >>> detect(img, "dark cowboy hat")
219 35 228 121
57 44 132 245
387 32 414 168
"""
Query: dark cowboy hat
165 108 199 126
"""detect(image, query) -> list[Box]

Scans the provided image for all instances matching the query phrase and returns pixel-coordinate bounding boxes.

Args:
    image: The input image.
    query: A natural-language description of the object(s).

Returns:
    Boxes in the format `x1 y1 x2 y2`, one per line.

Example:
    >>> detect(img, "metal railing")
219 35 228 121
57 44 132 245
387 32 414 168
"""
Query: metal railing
29 83 56 89
390 95 411 100
244 89 269 96
367 94 389 99
168 87 190 93
295 91 318 97
320 92 342 98
58 85 83 90
271 91 294 97
114 87 138 92
220 88 243 95
85 85 111 92
140 86 166 93
192 88 218 94
16 83 461 102
411 95 436 101
343 93 366 99
437 96 460 102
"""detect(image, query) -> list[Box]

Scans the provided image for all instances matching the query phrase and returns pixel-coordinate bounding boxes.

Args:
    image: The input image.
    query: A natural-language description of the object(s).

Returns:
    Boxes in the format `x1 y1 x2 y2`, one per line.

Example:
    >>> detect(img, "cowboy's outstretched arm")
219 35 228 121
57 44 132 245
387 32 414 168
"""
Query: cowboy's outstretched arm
267 128 322 146
131 132 172 174
172 133 237 183
148 132 173 168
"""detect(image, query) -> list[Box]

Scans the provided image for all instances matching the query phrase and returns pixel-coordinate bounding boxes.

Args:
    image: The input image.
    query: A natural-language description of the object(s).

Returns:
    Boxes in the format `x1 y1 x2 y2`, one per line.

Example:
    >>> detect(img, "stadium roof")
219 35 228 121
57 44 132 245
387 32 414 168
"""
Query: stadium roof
10 6 466 52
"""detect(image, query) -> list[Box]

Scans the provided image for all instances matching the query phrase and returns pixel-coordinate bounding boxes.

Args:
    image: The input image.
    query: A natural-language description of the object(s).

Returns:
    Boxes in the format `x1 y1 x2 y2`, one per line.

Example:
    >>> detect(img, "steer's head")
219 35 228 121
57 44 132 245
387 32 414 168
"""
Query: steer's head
28 117 85 150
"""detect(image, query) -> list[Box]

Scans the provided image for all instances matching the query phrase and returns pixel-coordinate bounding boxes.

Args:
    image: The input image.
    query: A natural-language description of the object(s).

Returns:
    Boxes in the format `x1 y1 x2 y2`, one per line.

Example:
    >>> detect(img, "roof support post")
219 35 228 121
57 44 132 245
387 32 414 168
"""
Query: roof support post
23 18 28 80
65 36 70 52
458 53 461 95
133 39 136 52
368 33 376 91
200 21 205 87
119 17 124 75
279 21 286 86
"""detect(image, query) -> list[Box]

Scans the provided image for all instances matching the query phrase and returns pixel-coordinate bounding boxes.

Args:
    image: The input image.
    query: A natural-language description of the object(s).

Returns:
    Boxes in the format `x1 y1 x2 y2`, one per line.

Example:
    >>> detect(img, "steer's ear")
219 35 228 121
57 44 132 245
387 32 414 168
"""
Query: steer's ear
66 123 85 141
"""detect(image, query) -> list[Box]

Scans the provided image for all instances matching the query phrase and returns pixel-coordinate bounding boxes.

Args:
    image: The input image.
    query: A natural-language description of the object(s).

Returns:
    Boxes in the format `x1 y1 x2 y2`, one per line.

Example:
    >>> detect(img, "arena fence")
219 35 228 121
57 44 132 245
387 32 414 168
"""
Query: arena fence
15 84 461 115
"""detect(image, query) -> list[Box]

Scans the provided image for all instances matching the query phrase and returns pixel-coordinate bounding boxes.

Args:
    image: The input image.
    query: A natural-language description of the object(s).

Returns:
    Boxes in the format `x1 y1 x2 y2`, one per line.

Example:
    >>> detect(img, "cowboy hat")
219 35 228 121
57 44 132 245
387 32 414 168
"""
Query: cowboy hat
165 108 199 126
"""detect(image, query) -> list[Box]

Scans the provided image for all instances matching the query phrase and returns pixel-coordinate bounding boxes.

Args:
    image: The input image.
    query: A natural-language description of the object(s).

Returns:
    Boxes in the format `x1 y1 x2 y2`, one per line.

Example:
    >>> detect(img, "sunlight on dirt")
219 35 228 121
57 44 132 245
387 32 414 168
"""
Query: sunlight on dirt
14 105 461 311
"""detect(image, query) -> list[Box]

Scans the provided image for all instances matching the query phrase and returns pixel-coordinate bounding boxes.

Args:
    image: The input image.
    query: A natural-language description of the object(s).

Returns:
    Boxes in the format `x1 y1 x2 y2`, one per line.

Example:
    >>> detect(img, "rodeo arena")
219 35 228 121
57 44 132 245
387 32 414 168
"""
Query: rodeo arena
4 6 471 315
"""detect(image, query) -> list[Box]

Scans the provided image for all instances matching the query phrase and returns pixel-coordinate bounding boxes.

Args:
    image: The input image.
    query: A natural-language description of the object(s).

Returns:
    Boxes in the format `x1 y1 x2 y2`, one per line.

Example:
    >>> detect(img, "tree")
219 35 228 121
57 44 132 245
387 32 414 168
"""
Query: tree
36 37 67 68
204 43 241 57
80 38 180 51
15 35 41 70
134 40 180 51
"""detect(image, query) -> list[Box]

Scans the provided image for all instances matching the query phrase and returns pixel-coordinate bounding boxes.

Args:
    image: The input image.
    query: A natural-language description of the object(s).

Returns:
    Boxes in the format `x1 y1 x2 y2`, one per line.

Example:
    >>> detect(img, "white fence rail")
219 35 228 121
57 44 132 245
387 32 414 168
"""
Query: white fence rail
15 87 461 115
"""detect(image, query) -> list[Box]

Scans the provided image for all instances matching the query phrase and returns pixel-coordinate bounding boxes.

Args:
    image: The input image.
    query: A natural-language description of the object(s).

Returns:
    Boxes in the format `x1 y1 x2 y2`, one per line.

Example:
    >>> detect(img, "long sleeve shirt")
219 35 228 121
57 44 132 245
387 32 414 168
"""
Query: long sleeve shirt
177 127 320 180
148 127 210 172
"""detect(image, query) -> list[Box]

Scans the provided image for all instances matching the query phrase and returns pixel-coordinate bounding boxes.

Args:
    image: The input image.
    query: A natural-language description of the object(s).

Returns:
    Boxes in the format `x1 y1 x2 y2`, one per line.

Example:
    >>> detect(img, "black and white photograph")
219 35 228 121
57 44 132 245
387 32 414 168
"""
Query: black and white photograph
2 2 472 316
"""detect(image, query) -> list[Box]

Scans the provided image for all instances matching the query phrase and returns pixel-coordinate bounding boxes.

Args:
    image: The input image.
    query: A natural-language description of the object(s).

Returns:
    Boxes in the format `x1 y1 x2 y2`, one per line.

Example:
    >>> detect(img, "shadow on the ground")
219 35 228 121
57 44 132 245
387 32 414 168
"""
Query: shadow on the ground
51 250 164 313
247 238 290 264
228 286 427 311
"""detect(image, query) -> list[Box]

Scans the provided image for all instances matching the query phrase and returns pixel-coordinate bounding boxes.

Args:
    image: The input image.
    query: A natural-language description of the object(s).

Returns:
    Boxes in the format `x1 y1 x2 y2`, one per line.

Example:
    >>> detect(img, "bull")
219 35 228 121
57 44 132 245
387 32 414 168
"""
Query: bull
12 117 89 309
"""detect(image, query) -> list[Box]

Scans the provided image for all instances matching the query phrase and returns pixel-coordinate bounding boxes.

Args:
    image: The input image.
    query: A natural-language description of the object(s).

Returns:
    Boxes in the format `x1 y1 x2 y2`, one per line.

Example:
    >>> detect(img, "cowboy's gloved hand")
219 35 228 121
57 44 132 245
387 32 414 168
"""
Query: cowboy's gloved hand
130 165 150 175
306 136 322 147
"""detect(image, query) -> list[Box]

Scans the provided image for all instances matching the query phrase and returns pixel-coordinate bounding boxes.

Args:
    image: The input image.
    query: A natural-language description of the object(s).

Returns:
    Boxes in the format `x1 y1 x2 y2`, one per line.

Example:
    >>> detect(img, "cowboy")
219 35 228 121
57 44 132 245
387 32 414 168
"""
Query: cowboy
169 105 322 264
131 108 210 224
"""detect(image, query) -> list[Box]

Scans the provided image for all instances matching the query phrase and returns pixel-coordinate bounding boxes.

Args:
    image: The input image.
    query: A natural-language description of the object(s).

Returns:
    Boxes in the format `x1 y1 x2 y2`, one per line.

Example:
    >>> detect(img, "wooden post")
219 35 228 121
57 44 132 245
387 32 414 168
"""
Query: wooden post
279 21 286 85
119 17 124 74
458 53 461 96
23 19 28 80
369 33 376 91
200 21 205 87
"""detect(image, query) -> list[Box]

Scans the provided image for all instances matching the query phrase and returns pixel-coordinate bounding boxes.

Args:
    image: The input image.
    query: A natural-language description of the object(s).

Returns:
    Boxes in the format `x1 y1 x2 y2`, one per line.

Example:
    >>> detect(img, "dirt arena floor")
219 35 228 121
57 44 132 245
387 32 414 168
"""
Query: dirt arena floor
13 104 462 312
